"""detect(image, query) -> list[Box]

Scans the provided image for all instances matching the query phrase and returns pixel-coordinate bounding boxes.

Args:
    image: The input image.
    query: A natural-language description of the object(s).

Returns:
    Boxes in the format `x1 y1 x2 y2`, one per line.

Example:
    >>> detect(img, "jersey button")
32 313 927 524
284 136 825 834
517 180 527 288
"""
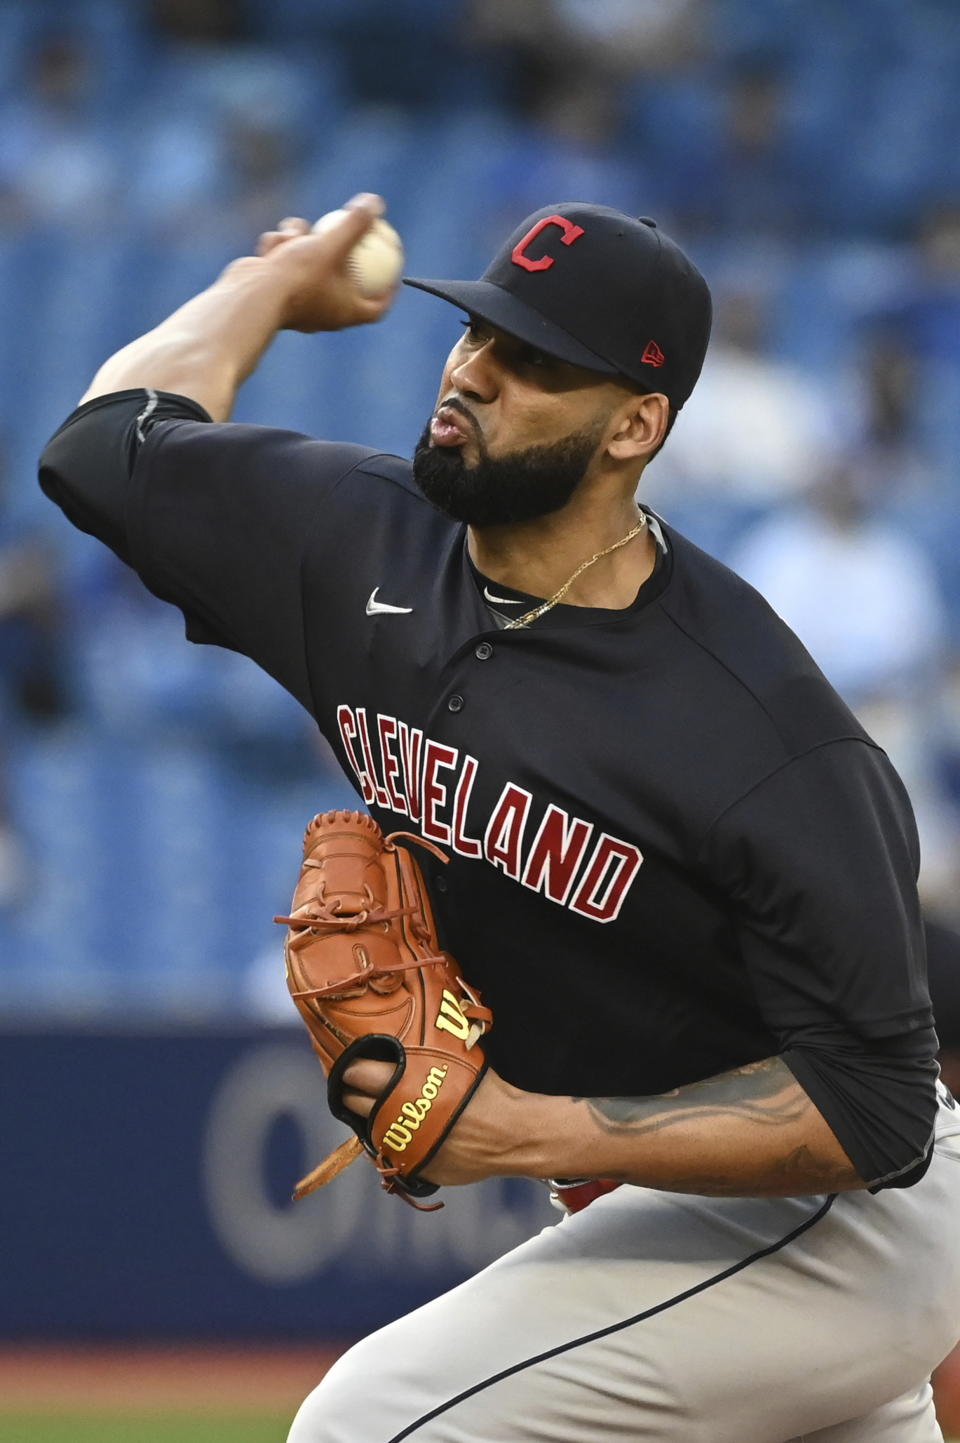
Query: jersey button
434 874 448 894
474 642 493 660
447 694 465 713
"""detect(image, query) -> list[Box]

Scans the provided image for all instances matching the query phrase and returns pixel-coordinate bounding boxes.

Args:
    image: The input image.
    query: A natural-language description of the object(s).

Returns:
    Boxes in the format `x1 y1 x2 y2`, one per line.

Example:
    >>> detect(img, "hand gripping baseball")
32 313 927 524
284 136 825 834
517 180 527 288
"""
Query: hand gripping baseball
275 811 493 1208
254 194 398 332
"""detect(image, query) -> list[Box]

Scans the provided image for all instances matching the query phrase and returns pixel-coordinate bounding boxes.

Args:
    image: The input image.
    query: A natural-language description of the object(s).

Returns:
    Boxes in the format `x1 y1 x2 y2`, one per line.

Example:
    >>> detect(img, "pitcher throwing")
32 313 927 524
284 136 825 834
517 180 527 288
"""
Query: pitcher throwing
40 194 960 1441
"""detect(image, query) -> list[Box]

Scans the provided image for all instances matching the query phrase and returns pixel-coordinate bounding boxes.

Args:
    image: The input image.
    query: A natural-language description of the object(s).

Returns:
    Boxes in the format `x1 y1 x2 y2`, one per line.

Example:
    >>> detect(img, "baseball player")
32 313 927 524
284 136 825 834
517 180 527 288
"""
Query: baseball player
39 195 960 1442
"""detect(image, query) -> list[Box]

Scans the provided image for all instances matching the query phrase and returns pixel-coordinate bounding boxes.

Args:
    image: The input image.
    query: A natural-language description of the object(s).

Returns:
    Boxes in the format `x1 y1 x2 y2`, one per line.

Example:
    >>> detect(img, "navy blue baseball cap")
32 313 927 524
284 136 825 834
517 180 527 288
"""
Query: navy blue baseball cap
404 203 712 409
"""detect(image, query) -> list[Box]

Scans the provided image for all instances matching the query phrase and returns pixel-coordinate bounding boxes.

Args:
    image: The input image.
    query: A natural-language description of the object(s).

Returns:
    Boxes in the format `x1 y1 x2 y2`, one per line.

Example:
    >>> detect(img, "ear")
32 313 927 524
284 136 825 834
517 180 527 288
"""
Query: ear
606 392 670 462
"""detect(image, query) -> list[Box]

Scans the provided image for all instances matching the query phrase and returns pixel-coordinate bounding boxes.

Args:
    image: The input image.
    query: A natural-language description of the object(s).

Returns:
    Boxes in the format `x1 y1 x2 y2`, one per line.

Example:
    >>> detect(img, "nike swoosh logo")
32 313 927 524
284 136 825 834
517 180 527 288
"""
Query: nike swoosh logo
366 587 413 616
483 585 522 605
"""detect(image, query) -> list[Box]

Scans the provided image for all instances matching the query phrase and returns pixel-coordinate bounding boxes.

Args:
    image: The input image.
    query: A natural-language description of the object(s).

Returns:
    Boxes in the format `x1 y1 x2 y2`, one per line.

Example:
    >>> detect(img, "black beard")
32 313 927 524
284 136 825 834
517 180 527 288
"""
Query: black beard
411 415 604 527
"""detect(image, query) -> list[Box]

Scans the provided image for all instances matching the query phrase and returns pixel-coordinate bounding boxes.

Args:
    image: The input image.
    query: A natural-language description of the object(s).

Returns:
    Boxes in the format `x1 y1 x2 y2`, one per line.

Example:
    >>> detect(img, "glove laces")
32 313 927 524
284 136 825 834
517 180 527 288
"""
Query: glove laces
274 829 457 1001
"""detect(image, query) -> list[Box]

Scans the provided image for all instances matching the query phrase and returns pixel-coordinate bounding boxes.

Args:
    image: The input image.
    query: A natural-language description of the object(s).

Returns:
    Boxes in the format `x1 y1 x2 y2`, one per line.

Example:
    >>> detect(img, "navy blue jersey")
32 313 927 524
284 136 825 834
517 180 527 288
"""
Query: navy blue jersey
39 390 940 1187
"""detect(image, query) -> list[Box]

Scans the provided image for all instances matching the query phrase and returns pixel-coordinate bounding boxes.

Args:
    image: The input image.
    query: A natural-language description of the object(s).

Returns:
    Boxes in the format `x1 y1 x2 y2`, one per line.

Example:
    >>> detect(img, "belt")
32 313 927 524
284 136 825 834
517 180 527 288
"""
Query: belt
548 1177 621 1214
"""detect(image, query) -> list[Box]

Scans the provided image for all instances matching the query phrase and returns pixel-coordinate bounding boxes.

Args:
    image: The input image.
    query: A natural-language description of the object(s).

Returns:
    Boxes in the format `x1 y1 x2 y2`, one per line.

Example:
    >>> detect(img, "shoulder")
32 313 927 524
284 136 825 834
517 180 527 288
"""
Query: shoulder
656 519 869 758
141 421 438 517
346 449 432 502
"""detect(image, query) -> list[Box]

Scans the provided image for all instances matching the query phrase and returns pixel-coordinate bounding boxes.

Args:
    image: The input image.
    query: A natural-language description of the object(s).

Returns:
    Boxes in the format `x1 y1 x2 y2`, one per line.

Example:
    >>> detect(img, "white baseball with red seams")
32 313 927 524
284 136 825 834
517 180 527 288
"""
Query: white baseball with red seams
312 210 405 296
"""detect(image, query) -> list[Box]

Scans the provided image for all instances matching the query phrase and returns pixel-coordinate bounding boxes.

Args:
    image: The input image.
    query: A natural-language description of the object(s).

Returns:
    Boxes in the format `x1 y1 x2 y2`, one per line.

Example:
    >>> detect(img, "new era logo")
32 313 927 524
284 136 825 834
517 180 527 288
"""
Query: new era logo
641 340 665 367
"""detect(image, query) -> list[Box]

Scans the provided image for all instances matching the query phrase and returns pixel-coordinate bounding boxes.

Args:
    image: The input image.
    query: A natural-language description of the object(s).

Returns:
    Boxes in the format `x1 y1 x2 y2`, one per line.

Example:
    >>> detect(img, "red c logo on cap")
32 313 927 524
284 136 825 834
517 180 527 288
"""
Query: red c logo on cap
511 216 586 273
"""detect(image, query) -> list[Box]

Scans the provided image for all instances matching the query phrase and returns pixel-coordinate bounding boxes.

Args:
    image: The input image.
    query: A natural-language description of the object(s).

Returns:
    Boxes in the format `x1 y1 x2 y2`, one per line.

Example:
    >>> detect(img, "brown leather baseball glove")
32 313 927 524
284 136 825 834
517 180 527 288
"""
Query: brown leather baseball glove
275 810 492 1209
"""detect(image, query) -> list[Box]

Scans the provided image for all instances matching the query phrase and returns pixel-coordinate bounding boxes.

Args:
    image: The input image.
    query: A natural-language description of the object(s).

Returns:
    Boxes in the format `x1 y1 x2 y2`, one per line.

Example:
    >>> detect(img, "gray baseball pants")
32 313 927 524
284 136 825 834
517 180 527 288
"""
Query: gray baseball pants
288 1090 960 1442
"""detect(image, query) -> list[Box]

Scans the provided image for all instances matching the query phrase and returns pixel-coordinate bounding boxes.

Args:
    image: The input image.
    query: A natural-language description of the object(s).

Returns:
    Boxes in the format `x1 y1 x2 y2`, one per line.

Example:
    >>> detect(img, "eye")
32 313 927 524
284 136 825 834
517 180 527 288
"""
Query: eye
460 317 490 345
457 321 554 375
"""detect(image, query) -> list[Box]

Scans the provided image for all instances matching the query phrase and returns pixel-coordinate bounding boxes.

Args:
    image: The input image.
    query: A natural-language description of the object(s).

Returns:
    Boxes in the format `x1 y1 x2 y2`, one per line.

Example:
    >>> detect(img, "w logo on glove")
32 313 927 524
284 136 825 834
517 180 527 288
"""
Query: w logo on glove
436 989 476 1042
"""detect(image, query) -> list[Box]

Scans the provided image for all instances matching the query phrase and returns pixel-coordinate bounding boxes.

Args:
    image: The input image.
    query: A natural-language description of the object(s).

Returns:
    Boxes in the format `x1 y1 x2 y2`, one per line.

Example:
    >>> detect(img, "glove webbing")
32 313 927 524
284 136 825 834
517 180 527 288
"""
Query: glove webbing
275 903 450 1002
275 903 491 1032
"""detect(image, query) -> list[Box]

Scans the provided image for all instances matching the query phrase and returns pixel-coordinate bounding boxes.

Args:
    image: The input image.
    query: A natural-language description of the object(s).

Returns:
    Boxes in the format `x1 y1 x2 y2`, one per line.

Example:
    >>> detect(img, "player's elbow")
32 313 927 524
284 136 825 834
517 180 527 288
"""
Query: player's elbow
783 1031 940 1193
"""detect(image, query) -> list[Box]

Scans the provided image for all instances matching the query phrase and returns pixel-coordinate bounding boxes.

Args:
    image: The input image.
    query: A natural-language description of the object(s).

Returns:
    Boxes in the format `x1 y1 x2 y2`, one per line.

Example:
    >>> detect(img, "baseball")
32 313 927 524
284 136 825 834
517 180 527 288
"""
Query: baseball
312 210 405 296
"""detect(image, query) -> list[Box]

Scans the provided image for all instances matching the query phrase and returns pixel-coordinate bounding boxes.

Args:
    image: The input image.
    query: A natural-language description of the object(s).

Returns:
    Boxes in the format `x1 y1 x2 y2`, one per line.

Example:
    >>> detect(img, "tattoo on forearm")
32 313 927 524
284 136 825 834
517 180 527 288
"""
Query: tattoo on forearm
583 1058 800 1132
576 1058 862 1195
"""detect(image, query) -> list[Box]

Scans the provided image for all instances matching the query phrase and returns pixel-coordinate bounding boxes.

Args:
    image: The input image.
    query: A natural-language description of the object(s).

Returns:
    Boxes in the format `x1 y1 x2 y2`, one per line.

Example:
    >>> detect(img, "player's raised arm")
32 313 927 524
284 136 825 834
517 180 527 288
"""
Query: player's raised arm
81 194 396 421
38 193 405 707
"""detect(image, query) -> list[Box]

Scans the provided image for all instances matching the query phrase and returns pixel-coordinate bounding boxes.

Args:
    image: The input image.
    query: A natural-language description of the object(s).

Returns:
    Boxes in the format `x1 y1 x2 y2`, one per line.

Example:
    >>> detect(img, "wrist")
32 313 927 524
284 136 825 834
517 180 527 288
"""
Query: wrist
496 1089 593 1180
216 256 293 332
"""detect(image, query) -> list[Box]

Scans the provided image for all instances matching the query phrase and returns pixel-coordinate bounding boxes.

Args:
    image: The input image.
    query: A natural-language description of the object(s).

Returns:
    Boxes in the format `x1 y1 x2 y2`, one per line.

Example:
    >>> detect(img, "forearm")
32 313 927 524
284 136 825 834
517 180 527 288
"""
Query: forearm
497 1057 865 1196
78 196 392 420
79 259 288 421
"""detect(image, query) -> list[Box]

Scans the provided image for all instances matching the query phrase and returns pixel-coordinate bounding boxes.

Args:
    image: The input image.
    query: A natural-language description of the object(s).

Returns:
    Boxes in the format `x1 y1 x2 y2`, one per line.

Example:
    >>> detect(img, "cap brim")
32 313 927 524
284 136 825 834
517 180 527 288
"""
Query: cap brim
402 277 621 378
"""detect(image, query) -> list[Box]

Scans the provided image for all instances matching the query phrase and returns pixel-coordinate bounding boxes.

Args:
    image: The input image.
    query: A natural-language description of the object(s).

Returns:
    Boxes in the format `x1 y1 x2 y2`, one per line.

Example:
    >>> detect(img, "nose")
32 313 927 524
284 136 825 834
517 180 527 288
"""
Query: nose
448 337 499 404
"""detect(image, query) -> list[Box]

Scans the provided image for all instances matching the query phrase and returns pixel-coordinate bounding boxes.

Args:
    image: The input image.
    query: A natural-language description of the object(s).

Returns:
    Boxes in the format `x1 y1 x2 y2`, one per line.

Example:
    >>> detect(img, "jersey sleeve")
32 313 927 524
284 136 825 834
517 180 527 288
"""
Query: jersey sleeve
699 738 939 1188
39 389 213 567
40 388 379 712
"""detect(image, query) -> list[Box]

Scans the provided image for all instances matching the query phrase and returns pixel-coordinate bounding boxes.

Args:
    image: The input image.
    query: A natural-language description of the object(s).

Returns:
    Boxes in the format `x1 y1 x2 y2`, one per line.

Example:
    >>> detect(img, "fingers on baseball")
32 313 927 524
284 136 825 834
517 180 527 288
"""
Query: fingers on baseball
256 229 297 257
313 196 384 260
344 191 385 218
255 218 311 256
355 289 398 322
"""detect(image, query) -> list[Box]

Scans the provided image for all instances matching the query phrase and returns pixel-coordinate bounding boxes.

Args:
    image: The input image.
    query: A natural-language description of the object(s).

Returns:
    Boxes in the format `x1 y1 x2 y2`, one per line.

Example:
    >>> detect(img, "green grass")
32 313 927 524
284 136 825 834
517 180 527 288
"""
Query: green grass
0 1412 291 1443
3 1413 955 1443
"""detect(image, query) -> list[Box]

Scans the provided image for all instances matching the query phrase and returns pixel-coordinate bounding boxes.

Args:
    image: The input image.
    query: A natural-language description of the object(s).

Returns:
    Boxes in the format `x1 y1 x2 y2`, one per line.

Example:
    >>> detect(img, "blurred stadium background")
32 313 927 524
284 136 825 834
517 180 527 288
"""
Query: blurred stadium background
1 0 960 1438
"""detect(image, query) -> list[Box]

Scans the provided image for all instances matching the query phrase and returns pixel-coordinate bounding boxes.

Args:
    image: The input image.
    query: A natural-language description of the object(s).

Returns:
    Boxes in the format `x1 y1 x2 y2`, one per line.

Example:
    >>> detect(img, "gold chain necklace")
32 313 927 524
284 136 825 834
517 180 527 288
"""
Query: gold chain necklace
502 513 648 630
